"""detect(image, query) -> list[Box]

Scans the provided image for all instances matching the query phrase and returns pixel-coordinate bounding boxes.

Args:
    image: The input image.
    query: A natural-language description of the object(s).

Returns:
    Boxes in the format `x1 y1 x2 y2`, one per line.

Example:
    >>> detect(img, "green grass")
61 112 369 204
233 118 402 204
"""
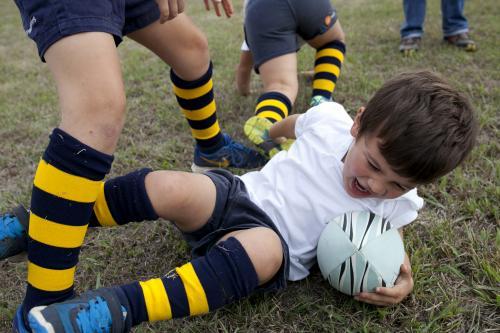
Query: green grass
1 0 499 331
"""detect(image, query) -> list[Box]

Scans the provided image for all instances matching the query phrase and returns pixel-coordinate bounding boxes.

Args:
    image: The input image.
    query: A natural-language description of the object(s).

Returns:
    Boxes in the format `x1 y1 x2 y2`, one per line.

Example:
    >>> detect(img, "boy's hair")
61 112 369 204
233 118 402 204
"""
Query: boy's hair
358 70 478 184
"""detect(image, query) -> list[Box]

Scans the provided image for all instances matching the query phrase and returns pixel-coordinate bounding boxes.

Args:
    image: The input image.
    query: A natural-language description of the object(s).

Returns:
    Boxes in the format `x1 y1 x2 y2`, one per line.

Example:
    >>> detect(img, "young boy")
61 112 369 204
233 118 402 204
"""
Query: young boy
6 0 266 331
236 0 347 157
4 71 477 332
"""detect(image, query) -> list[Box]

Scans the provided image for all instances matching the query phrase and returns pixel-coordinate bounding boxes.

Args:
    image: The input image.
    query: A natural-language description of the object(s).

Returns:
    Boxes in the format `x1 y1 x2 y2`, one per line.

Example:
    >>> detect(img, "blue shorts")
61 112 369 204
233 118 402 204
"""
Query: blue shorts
13 0 160 61
182 169 290 293
245 0 337 69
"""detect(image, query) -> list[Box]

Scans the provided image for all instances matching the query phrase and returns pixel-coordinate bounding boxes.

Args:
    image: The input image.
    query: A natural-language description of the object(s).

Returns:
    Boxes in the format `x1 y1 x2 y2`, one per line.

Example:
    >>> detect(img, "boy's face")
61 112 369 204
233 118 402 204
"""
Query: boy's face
342 108 417 199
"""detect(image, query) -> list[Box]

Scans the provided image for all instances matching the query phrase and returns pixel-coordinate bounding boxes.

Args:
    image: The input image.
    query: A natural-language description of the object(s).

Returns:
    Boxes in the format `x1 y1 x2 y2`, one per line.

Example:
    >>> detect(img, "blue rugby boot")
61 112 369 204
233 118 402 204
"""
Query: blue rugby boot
13 306 31 333
243 116 294 158
0 205 29 260
192 133 266 173
309 95 332 107
27 288 131 333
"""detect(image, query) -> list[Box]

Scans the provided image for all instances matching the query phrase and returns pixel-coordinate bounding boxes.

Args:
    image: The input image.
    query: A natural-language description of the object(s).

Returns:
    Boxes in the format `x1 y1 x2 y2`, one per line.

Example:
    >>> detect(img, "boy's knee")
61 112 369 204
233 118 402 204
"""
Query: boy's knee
93 93 126 139
185 27 209 58
234 228 284 285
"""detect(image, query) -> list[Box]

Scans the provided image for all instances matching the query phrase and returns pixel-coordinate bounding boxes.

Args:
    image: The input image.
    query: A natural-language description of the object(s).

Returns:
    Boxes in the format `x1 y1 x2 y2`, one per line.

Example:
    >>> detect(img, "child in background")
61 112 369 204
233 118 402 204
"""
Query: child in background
236 0 347 157
2 71 477 332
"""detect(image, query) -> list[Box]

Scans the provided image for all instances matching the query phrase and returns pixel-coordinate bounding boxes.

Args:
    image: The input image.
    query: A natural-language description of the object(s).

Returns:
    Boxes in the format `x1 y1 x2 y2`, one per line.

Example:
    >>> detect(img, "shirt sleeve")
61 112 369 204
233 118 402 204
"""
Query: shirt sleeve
386 189 425 228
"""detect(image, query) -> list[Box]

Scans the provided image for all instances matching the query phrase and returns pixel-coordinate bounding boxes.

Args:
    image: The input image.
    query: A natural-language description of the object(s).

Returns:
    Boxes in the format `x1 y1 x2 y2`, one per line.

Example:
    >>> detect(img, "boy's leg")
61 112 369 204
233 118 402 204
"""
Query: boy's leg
1 168 200 261
127 15 265 171
27 227 284 332
306 21 346 106
243 53 296 158
20 32 123 320
400 0 426 54
235 49 254 96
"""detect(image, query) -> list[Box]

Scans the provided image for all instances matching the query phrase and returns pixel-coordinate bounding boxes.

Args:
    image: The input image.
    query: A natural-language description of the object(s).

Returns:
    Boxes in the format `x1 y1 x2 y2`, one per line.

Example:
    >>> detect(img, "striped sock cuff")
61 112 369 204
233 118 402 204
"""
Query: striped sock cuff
170 63 223 150
91 168 159 227
255 91 292 123
120 237 258 325
25 128 114 310
44 128 114 180
313 40 346 99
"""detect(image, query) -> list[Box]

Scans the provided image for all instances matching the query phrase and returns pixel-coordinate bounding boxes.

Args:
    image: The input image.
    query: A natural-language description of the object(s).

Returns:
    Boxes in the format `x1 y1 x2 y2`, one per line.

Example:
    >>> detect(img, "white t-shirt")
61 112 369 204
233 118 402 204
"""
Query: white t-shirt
240 103 424 281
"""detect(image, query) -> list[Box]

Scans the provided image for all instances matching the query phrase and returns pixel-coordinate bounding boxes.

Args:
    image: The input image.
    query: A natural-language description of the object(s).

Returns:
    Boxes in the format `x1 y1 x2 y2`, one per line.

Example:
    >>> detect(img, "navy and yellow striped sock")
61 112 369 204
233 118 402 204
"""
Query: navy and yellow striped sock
171 63 224 154
23 128 113 313
115 237 259 326
254 92 292 124
89 168 158 227
312 40 346 100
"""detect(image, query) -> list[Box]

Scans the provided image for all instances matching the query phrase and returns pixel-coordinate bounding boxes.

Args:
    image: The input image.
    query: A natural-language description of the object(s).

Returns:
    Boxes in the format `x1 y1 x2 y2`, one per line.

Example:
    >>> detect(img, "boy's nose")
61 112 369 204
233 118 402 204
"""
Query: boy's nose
368 178 387 196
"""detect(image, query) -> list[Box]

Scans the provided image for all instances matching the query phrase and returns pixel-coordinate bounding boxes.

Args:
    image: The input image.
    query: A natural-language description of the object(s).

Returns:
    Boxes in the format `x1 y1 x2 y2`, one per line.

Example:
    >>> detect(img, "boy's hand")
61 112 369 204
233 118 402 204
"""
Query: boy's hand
156 0 185 23
204 0 234 18
354 264 413 306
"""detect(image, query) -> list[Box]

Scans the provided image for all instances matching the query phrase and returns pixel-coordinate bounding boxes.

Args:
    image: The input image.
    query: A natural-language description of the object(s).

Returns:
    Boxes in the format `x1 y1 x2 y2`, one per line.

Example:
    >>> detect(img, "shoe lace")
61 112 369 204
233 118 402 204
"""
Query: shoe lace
0 214 24 239
76 297 113 333
223 139 252 165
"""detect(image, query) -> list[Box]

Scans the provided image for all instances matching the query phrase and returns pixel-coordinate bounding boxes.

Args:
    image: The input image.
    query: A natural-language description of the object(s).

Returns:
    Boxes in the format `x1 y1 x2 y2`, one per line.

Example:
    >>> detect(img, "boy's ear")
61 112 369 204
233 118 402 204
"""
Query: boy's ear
350 107 365 137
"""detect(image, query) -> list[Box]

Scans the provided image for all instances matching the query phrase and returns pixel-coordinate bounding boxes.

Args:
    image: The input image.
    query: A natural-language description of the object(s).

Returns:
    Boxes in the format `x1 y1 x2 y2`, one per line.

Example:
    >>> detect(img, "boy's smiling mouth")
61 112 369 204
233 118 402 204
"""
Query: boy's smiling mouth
346 177 372 198
354 178 369 193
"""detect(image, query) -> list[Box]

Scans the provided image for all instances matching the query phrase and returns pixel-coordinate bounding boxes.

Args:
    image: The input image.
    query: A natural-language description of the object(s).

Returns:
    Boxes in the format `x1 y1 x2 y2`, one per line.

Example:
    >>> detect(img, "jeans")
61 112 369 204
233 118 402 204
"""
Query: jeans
400 0 469 38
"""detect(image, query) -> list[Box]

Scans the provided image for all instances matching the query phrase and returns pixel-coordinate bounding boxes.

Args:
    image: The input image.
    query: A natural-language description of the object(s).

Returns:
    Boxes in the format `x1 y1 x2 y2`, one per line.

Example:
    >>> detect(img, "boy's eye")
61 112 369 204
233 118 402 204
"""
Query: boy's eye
368 161 380 171
393 183 407 191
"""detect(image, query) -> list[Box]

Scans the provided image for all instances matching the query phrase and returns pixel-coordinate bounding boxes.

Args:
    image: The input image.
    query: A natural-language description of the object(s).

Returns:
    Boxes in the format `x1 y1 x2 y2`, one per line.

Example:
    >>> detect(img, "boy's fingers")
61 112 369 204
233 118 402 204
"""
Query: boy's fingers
222 0 234 17
176 0 185 15
156 0 169 23
167 0 179 20
203 0 210 11
212 0 222 17
355 293 395 306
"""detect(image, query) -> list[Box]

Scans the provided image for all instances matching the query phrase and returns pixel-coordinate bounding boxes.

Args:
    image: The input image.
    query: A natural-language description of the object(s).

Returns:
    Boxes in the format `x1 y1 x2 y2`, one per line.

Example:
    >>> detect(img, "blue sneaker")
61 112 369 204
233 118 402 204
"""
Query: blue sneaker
13 306 31 333
309 95 332 107
0 205 29 260
192 133 267 172
27 288 130 333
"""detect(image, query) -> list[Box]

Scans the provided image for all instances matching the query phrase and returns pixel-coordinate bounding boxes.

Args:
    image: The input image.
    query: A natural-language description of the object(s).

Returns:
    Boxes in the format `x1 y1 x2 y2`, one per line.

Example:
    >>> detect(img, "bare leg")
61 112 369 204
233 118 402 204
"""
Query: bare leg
258 52 298 105
46 32 126 153
21 32 125 315
128 14 209 80
236 50 254 96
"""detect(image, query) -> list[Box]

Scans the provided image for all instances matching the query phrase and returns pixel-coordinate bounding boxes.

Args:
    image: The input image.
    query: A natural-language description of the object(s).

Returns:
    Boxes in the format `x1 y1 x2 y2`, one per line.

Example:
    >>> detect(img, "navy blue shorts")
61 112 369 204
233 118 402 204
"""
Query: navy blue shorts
245 0 337 69
182 169 290 293
13 0 160 61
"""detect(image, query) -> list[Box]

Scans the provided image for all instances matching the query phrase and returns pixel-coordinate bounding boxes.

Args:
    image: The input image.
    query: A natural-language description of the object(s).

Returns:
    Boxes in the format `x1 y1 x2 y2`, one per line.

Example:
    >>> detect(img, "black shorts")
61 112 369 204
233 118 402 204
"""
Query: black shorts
13 0 160 61
245 0 337 69
182 169 290 293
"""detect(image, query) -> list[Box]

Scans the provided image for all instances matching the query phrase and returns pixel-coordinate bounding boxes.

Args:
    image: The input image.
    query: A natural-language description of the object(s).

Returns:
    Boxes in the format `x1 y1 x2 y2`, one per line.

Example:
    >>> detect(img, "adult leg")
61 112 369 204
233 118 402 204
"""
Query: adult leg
307 21 346 106
400 0 426 39
441 0 476 51
128 15 265 171
400 0 426 54
441 0 468 37
21 32 124 317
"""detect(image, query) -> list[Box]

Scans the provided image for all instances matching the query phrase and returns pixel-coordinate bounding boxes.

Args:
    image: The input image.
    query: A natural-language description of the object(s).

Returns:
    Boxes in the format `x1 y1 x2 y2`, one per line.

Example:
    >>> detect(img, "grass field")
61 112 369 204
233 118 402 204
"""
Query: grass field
0 0 498 332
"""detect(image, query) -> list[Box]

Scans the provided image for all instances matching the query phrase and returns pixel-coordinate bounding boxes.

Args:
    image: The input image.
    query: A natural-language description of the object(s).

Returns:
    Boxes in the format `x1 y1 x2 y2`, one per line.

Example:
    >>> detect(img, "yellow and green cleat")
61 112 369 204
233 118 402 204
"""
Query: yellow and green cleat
244 116 294 158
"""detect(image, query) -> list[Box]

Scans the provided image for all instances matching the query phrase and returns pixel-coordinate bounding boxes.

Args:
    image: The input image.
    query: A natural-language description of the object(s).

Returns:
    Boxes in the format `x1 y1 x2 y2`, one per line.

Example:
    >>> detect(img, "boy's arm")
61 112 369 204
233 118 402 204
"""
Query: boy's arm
269 114 301 140
354 228 414 306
